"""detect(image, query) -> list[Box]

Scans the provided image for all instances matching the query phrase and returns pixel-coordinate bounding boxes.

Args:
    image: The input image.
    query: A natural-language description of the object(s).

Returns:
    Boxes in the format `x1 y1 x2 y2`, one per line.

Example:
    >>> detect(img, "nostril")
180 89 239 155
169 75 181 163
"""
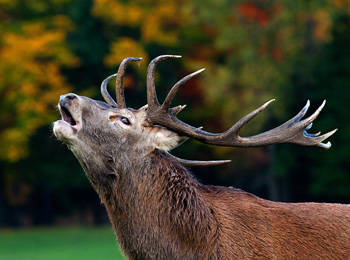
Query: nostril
65 94 77 101
59 94 78 107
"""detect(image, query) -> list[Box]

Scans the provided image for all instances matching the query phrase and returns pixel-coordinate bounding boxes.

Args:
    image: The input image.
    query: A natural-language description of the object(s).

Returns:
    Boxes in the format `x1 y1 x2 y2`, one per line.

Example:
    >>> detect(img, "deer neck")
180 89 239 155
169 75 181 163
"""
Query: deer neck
93 150 218 258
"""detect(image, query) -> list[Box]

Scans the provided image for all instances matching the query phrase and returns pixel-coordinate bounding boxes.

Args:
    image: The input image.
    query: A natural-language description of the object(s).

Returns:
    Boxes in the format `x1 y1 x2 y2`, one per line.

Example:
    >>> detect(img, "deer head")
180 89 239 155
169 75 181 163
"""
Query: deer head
53 56 346 260
54 57 339 188
54 56 336 165
53 61 191 182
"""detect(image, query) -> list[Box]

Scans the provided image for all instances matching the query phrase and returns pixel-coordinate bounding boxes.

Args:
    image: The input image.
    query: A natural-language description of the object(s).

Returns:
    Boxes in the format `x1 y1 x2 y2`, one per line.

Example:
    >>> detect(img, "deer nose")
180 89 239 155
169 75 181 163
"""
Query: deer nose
59 94 78 107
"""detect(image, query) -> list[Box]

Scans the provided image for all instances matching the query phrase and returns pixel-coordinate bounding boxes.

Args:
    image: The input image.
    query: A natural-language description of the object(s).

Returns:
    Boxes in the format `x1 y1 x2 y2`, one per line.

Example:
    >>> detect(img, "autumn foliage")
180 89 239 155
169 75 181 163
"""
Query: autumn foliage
0 14 78 161
0 0 349 227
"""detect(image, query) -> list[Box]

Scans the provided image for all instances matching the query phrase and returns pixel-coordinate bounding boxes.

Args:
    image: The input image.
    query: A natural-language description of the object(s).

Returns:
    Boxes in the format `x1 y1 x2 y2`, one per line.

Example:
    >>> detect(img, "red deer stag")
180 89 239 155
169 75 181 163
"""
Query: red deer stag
53 55 349 259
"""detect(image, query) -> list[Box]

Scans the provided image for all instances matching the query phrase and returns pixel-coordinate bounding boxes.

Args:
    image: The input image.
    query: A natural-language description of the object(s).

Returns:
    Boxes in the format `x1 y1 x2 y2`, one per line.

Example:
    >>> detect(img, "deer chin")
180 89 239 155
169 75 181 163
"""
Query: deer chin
53 120 78 141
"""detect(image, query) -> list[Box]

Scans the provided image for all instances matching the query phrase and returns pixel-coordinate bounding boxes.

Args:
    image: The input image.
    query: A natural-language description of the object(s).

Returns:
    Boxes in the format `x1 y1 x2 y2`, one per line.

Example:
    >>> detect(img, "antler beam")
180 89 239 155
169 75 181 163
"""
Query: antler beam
146 55 337 149
101 57 142 108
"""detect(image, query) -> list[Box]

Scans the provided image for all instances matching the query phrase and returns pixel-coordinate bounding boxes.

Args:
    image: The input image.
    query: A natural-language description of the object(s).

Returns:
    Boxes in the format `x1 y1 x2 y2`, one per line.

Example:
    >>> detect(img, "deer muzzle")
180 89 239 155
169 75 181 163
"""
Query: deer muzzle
53 93 82 141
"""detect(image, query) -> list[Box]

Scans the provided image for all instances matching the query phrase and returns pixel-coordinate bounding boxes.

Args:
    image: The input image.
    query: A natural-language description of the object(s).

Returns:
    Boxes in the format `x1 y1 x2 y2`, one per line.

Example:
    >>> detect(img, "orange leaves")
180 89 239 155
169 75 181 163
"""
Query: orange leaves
141 1 185 45
93 0 187 68
93 0 185 44
92 0 143 26
104 38 148 67
0 19 78 162
334 0 350 8
313 9 332 43
1 22 78 79
238 3 269 27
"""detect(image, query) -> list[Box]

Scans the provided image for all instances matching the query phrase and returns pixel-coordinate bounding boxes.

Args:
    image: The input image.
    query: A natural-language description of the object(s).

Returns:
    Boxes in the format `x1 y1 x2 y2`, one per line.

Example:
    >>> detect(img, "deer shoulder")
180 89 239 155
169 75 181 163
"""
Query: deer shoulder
53 55 349 260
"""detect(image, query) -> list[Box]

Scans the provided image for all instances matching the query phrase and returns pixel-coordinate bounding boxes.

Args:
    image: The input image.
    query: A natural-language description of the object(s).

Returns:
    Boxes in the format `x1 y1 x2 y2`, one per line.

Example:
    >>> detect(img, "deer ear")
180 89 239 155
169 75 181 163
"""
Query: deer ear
153 127 186 151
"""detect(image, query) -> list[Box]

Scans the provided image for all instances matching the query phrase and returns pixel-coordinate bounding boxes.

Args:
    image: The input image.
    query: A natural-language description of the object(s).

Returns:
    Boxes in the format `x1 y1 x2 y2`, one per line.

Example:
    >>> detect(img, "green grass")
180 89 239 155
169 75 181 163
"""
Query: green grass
0 226 125 260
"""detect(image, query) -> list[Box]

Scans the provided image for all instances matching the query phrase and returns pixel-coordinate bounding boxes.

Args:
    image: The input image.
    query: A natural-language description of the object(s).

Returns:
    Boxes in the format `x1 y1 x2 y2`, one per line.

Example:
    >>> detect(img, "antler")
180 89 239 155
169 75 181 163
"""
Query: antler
101 57 142 107
100 56 228 167
146 55 337 149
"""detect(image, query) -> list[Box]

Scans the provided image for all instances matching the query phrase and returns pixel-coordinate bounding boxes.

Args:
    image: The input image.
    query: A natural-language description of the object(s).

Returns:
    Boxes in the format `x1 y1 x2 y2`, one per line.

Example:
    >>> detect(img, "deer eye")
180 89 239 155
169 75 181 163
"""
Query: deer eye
120 117 130 125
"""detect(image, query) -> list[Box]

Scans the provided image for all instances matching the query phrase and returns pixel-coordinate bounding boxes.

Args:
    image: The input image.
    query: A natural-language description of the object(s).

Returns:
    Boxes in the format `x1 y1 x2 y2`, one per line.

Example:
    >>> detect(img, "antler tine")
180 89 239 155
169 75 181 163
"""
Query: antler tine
101 73 118 107
116 57 142 108
205 99 336 148
147 55 181 110
162 68 205 111
221 99 276 140
146 59 336 149
218 98 310 145
164 151 231 166
269 100 337 149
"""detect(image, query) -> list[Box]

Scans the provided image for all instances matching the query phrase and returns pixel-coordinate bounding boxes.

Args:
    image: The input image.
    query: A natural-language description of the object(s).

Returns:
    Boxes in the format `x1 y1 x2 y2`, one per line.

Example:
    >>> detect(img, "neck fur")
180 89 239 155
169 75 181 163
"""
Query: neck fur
94 150 218 259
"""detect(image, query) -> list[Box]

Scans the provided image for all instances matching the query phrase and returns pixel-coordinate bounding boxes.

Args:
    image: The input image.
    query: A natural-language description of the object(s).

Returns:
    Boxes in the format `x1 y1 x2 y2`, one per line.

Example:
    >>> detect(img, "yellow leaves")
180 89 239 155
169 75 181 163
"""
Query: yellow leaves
2 22 79 68
104 37 148 67
141 15 178 45
141 1 186 45
0 19 78 162
312 2 350 43
313 9 332 43
93 0 188 63
334 0 350 9
0 0 14 6
52 15 76 32
104 38 147 90
0 129 28 162
19 83 37 96
92 0 143 26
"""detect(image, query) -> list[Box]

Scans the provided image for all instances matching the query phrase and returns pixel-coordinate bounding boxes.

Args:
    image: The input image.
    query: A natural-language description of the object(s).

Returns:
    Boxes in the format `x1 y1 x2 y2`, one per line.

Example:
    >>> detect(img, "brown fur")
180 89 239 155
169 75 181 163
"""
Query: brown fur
100 151 350 260
53 94 350 260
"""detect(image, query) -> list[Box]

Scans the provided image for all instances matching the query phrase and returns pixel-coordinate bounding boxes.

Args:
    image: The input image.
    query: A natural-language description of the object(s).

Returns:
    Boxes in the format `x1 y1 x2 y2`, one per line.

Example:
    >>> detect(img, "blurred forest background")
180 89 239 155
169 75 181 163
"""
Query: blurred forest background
0 0 349 228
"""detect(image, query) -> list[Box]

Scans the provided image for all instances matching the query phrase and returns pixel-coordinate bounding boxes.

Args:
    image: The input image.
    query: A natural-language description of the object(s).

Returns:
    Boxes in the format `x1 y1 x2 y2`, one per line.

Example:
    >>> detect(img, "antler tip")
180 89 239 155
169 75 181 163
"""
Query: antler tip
317 141 332 149
328 128 338 136
171 104 187 115
262 99 275 108
127 57 142 60
198 68 206 74
161 54 182 58
315 128 337 149
305 123 313 131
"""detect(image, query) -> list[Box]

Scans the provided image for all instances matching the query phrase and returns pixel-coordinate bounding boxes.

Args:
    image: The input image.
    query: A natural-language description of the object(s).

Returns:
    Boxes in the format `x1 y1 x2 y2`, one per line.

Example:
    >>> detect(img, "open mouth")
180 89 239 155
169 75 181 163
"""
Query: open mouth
60 105 77 126
54 97 81 139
